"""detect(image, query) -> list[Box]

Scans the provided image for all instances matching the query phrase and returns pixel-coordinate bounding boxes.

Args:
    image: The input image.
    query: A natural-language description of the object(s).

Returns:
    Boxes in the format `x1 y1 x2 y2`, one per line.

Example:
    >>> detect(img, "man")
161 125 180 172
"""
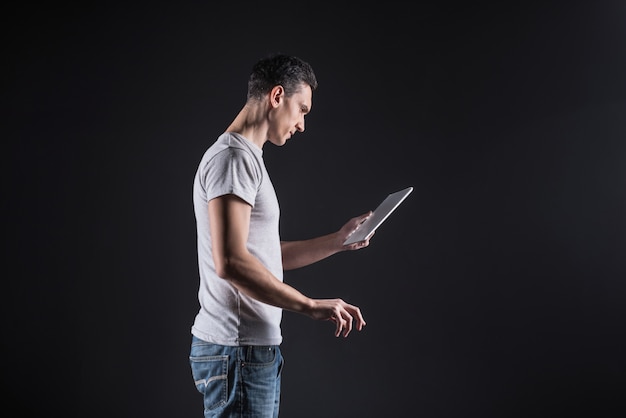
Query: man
189 53 371 417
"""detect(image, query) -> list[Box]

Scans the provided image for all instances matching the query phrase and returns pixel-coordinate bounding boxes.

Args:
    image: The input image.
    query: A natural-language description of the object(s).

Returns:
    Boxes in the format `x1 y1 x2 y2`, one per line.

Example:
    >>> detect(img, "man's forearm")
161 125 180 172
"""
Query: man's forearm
220 250 314 313
280 232 344 271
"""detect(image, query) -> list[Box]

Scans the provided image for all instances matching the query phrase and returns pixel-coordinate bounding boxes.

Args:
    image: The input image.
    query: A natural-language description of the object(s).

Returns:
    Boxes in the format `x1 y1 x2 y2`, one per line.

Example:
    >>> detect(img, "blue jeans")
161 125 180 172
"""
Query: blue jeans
189 335 283 417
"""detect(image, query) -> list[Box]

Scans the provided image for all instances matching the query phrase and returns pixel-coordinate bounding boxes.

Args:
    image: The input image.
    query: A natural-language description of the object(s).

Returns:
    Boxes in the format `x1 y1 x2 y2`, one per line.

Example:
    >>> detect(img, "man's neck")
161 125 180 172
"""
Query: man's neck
225 102 269 149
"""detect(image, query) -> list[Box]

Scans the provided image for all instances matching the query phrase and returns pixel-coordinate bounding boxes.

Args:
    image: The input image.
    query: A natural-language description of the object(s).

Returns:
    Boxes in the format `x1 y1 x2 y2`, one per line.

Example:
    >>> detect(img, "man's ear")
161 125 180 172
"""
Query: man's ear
269 85 284 108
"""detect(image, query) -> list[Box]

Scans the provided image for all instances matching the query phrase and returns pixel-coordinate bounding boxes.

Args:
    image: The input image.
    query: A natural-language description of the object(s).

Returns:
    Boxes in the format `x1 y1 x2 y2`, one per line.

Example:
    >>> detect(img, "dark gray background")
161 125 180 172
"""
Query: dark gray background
5 2 626 417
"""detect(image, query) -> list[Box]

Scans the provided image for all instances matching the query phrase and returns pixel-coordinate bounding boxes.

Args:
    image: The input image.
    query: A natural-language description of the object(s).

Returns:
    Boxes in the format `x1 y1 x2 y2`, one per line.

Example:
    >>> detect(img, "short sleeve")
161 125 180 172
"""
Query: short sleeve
201 147 262 207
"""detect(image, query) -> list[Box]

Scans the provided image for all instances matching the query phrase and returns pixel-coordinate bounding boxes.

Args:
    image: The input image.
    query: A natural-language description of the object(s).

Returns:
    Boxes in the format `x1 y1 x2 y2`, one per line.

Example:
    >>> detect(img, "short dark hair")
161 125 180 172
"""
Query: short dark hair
247 53 318 100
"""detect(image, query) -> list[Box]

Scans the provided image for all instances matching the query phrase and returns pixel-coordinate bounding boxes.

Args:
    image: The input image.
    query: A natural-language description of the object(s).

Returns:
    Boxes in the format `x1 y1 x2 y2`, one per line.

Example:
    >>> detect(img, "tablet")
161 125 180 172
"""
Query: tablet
343 186 413 245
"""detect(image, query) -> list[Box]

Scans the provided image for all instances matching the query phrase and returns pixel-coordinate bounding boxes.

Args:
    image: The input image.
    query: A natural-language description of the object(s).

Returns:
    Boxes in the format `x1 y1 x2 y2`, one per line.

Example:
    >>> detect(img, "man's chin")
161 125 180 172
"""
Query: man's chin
269 137 288 147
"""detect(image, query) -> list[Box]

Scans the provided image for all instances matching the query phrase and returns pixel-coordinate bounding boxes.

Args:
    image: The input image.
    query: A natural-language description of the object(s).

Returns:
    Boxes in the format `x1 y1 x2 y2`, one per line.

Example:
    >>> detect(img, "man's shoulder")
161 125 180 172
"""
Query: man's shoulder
199 135 262 179
207 132 259 156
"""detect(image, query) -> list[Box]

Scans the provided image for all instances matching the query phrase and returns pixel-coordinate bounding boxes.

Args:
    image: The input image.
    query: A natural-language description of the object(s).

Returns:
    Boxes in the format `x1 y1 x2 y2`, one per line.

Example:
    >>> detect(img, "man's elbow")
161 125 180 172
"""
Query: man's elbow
213 255 243 280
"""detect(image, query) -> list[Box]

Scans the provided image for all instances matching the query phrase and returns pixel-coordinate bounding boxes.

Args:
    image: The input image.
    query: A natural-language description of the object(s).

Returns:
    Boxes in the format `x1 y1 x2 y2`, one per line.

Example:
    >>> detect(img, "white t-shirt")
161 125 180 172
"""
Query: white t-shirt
191 132 283 346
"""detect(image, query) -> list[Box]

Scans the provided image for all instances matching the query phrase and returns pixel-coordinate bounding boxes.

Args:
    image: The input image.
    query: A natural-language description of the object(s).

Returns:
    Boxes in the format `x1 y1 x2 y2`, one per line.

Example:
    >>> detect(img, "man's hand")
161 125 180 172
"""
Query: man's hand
339 211 373 251
308 298 366 337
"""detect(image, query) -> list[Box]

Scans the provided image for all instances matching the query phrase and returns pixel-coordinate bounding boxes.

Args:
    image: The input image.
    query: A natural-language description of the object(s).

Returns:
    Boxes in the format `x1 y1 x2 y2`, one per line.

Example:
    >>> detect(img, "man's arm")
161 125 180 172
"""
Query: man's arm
281 211 372 271
209 194 366 337
209 193 310 312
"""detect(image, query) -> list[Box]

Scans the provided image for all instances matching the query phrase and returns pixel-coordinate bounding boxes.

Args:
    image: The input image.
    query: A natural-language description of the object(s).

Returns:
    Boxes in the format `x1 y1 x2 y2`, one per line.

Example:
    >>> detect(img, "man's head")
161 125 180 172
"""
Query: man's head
247 54 318 146
247 54 318 101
